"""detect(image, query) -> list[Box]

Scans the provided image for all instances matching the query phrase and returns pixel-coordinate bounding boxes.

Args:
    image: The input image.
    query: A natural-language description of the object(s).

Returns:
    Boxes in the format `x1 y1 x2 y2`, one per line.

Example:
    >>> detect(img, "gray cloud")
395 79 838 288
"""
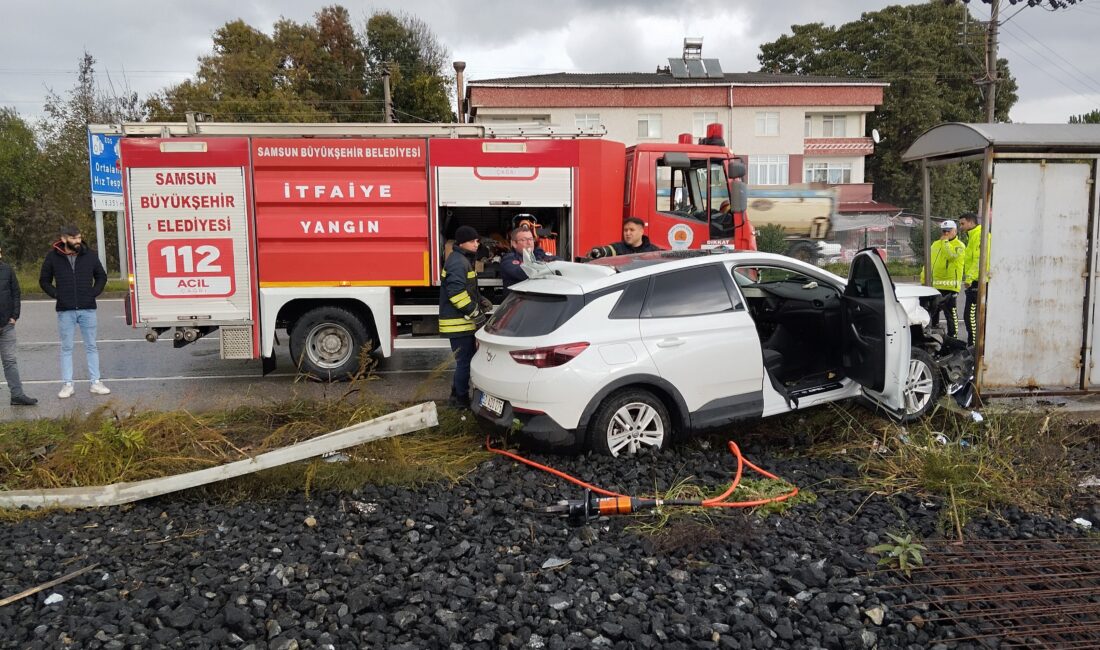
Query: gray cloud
2 0 1096 122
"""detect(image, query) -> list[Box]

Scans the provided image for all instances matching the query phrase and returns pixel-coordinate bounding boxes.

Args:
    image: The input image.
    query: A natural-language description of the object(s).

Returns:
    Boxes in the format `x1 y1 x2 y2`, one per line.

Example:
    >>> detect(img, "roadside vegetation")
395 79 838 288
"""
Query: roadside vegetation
0 386 1086 541
780 403 1087 537
820 260 921 279
0 394 488 510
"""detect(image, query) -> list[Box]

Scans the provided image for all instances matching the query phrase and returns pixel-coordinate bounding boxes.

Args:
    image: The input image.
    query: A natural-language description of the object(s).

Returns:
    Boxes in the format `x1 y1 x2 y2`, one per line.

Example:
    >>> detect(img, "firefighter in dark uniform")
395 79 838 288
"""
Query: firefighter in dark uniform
439 226 491 408
588 216 663 258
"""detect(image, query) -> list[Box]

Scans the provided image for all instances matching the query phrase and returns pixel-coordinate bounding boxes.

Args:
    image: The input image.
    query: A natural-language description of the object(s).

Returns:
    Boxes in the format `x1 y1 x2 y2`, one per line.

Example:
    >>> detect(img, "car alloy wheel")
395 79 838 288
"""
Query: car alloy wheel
591 388 670 457
900 347 942 421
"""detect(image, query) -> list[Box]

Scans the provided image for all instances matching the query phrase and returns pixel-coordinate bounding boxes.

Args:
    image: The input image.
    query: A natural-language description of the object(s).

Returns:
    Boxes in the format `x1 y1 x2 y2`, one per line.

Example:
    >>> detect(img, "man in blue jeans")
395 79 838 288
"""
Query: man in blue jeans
40 225 110 398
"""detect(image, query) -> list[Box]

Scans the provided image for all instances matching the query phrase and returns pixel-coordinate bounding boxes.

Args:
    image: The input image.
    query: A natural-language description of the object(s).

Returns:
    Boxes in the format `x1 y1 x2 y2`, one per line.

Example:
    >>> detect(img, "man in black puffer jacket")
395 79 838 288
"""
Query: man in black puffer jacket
40 225 110 399
588 217 663 259
0 243 37 405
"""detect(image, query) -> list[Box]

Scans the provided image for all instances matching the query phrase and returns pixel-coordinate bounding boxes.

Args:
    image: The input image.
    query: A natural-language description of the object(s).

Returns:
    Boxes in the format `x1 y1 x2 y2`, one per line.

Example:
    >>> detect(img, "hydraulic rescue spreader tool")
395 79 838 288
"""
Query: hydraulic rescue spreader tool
486 438 799 525
539 490 710 525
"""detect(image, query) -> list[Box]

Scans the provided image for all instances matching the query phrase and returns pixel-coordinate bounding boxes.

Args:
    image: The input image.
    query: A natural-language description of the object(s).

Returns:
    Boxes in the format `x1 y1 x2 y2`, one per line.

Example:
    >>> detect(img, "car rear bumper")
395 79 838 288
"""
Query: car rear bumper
471 388 579 448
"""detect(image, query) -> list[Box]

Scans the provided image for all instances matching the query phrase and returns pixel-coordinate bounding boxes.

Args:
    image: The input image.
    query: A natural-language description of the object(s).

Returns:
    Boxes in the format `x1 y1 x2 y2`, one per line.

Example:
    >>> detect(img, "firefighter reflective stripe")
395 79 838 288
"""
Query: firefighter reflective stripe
440 270 478 279
439 317 475 333
450 290 472 309
439 249 482 339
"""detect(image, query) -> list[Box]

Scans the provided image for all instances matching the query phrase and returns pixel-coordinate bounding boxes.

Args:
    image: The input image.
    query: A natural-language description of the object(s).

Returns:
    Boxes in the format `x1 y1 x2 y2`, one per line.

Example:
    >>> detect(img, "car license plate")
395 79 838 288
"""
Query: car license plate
479 392 504 416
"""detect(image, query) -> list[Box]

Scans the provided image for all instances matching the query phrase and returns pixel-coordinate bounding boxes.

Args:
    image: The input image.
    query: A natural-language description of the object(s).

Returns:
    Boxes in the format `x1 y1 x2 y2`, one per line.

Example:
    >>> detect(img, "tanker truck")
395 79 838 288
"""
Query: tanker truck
745 184 840 264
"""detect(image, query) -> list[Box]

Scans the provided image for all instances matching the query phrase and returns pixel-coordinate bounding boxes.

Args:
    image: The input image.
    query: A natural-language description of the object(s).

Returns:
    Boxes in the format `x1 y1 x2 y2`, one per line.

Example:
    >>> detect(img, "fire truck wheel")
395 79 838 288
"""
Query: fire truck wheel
289 307 372 381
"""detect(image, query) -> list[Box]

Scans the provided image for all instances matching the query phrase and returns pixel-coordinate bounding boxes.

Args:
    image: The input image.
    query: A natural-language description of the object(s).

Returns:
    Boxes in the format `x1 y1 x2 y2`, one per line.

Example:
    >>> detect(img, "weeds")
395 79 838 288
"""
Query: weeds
626 473 816 541
868 531 927 576
0 390 488 507
800 403 1086 535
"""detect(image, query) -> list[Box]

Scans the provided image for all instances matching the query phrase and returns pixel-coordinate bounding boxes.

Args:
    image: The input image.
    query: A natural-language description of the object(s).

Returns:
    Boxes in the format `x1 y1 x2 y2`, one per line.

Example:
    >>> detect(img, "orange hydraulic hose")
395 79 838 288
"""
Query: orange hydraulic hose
485 437 799 510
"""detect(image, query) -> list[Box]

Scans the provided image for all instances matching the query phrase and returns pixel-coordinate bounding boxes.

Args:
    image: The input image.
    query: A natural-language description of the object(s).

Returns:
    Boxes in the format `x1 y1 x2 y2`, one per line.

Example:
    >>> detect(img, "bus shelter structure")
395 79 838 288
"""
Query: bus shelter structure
903 123 1100 394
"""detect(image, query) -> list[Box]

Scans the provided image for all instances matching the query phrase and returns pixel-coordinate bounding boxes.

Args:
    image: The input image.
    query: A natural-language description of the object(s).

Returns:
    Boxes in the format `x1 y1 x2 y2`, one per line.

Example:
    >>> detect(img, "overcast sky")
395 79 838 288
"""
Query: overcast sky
4 0 1098 125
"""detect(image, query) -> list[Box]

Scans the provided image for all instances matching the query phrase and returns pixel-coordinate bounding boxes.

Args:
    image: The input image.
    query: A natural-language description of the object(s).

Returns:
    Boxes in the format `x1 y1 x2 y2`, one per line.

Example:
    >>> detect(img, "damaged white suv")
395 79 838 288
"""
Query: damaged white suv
471 250 974 457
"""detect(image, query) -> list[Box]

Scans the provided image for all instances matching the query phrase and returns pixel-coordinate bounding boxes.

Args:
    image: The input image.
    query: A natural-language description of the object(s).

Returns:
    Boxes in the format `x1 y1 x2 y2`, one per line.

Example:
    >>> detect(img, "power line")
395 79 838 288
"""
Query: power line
997 38 1100 106
998 20 1100 96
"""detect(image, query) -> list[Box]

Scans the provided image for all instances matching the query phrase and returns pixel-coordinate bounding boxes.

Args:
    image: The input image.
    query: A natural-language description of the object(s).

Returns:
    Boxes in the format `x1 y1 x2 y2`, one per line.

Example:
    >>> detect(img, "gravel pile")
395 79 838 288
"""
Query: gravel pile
1 436 1093 650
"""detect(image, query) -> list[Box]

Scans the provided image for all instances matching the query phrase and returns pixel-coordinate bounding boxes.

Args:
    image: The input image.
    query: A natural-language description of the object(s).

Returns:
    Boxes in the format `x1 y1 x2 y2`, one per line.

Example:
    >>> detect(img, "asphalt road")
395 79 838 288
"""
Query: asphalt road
1 299 456 420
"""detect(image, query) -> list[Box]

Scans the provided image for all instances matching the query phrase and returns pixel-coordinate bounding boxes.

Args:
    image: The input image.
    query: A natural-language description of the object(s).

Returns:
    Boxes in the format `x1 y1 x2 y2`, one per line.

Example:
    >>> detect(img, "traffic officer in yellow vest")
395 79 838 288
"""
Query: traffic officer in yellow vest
919 219 966 338
959 212 989 346
439 225 491 408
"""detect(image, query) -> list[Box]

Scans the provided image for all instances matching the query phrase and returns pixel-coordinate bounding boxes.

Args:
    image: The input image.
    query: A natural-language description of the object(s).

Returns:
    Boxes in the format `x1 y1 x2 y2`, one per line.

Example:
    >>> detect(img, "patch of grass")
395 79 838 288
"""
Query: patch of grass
801 403 1085 535
626 477 713 535
0 393 489 509
732 478 817 516
820 260 921 278
625 472 816 540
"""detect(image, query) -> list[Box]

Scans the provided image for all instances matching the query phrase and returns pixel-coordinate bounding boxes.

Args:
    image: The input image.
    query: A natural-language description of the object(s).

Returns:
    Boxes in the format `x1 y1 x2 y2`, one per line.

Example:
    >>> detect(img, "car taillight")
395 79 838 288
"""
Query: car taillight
510 342 589 368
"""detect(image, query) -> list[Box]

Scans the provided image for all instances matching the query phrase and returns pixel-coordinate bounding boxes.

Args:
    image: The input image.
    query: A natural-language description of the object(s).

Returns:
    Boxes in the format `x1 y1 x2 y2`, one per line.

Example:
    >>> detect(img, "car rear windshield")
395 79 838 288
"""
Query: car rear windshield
485 292 584 337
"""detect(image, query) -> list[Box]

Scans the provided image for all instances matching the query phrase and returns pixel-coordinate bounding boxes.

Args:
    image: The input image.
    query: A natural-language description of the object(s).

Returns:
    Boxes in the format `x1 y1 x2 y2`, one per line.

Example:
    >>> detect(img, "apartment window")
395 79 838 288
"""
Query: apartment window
822 114 847 137
804 115 812 137
755 111 779 136
804 162 852 184
637 113 662 138
575 113 600 129
692 111 719 139
748 155 789 185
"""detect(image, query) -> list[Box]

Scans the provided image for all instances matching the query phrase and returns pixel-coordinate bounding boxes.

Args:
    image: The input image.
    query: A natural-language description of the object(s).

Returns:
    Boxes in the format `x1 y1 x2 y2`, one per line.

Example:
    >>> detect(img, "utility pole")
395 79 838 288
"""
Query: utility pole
453 61 467 123
983 0 1000 123
382 65 393 123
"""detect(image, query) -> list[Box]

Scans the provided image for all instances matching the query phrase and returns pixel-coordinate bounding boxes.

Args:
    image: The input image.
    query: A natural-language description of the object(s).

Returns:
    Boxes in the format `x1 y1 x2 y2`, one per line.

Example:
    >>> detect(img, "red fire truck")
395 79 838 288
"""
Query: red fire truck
100 121 752 379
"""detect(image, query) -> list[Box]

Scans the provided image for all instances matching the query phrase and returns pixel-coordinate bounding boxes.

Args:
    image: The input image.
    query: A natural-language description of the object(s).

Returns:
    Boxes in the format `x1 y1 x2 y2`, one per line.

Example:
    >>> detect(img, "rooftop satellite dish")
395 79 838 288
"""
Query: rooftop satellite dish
871 128 882 144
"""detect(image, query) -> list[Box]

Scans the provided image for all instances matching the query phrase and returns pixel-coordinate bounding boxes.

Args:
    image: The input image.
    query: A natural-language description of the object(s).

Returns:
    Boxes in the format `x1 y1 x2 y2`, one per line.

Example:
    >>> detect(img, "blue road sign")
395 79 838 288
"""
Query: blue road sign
88 131 123 210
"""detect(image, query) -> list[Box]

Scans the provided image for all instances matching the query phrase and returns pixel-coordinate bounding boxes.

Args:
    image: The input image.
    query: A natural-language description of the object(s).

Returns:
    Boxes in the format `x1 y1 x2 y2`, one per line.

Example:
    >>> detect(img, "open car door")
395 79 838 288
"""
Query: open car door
841 250 909 413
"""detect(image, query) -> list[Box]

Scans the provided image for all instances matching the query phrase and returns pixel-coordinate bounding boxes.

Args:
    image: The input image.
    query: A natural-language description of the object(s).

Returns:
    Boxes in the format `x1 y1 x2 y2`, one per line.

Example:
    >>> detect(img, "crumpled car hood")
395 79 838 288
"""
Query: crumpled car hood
894 283 940 328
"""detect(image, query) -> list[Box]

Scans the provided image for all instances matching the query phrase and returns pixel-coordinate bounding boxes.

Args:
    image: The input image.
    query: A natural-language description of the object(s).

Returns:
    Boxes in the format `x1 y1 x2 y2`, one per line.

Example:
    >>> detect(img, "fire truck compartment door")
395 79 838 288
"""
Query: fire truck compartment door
436 167 572 207
127 166 253 324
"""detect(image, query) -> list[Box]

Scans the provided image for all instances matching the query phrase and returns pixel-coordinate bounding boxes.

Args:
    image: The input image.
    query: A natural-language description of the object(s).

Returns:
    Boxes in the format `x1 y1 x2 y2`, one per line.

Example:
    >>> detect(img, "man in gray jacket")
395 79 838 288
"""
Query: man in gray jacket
0 244 37 405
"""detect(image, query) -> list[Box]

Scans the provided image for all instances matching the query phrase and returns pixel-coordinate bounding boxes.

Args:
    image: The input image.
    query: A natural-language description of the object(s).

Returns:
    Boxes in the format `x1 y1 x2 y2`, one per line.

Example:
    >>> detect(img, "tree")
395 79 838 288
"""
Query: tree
758 2 1018 218
363 11 454 122
1070 109 1100 124
0 108 42 259
146 19 328 123
30 52 142 265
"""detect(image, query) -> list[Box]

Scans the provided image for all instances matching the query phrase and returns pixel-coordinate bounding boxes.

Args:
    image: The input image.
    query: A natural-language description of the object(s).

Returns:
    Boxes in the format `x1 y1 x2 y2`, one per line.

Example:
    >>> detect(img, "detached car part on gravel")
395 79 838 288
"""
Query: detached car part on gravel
470 249 975 457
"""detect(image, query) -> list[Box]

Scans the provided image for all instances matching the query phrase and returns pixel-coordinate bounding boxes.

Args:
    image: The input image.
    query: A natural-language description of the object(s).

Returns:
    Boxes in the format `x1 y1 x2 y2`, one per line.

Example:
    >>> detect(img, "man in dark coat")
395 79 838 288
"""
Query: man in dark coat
500 226 557 296
40 225 110 398
438 225 491 408
0 243 37 405
588 217 663 258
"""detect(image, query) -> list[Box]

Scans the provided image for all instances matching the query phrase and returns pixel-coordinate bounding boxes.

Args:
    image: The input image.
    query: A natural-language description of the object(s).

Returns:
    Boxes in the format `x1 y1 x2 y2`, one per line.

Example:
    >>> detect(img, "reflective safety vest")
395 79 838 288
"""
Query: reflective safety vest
438 249 481 338
920 237 965 291
962 225 990 285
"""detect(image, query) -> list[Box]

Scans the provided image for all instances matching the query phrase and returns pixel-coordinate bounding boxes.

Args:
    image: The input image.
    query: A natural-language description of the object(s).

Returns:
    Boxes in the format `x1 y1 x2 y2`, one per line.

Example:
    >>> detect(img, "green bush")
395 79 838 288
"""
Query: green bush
755 224 789 254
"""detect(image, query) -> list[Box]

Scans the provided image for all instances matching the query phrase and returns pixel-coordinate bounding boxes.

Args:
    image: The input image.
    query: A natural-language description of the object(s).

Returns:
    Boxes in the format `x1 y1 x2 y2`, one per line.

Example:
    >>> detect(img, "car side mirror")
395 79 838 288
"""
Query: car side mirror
728 180 748 213
727 159 746 180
